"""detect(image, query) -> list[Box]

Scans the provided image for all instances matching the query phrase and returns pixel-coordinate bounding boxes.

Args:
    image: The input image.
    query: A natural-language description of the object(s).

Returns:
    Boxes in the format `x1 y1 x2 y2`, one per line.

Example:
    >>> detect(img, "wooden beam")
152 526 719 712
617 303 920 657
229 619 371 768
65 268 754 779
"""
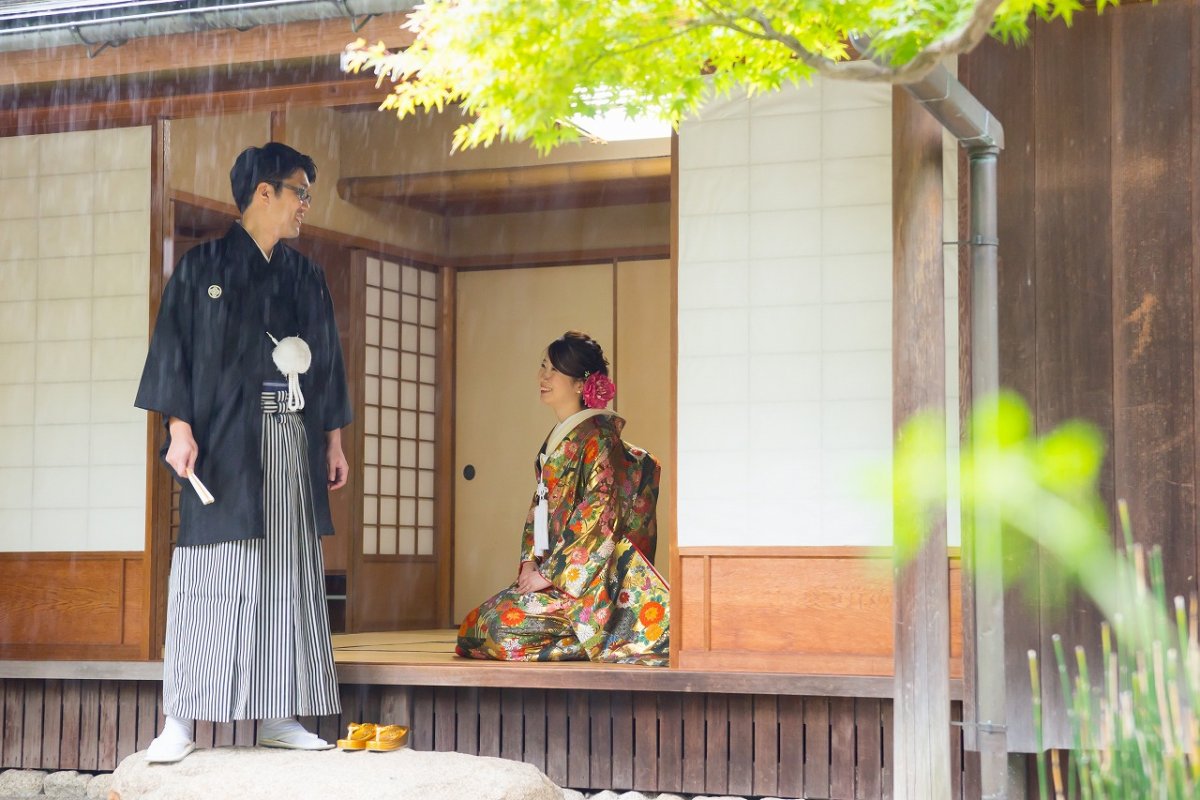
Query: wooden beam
170 190 444 268
891 87 951 797
450 245 670 271
0 76 388 137
338 157 672 216
0 12 415 87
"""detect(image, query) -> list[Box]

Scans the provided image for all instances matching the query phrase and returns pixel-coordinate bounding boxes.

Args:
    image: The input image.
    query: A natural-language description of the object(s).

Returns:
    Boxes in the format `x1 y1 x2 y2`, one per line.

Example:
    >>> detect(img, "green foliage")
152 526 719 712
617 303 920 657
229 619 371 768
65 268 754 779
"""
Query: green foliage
343 0 1097 153
1032 537 1200 798
895 393 1197 798
893 393 1112 608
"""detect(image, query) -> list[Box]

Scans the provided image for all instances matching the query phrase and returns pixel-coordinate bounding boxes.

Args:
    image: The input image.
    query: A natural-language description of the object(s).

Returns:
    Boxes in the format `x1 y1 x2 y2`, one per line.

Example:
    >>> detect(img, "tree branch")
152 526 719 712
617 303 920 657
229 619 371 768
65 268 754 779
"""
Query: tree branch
737 0 1008 84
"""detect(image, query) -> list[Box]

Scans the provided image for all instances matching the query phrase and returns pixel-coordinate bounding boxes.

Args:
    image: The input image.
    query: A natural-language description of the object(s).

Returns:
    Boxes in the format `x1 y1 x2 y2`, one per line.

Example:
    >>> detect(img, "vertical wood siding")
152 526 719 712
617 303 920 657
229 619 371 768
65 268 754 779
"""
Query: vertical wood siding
0 677 981 799
961 1 1200 753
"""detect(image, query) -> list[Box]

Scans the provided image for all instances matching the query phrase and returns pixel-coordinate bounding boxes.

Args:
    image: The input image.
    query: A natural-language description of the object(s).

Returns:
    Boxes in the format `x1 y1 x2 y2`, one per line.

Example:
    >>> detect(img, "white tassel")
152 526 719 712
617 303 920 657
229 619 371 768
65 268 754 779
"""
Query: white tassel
267 333 311 411
533 480 549 555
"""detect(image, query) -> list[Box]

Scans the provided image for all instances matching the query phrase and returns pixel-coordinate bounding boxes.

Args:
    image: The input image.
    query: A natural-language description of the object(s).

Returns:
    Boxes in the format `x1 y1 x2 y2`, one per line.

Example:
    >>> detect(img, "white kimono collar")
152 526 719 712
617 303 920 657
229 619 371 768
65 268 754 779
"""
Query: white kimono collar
540 408 616 464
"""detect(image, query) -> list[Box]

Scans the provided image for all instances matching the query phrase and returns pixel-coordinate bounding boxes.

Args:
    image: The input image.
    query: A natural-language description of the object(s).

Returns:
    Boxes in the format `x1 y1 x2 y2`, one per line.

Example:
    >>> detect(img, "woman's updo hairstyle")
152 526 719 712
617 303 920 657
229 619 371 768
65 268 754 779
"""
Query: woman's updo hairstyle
547 331 608 380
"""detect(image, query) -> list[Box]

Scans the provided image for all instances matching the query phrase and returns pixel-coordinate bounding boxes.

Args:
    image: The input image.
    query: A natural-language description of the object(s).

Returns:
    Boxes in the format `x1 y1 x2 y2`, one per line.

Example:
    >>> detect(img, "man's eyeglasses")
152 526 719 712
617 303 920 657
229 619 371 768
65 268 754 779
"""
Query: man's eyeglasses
279 182 313 205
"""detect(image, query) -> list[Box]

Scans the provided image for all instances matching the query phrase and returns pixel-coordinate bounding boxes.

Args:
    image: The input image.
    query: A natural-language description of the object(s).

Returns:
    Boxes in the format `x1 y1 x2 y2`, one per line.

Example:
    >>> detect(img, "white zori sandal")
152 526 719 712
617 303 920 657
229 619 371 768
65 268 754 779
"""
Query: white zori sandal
256 718 335 751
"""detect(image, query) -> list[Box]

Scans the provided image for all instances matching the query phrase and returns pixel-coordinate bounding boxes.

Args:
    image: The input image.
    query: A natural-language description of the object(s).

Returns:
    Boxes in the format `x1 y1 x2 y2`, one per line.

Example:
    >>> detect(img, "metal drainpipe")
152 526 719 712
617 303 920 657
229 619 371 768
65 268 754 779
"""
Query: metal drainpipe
848 37 1010 800
907 64 1009 800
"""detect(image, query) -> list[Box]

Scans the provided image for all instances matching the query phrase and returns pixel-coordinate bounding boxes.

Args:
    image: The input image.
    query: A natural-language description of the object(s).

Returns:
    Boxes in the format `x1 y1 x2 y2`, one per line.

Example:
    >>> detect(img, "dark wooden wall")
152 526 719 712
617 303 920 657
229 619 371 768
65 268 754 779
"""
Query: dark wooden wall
0 676 983 799
960 0 1200 751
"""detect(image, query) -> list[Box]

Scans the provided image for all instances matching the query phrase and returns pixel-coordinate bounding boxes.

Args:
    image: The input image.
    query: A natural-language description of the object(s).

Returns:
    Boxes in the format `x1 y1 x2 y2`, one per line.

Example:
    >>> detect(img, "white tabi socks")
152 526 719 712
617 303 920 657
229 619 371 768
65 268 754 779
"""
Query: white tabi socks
257 717 335 750
145 715 196 764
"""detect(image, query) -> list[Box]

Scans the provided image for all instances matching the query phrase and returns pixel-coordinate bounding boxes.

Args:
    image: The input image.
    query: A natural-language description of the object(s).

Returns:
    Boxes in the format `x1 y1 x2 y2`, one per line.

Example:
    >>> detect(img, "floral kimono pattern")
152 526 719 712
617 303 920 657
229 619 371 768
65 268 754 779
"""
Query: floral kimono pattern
456 413 669 666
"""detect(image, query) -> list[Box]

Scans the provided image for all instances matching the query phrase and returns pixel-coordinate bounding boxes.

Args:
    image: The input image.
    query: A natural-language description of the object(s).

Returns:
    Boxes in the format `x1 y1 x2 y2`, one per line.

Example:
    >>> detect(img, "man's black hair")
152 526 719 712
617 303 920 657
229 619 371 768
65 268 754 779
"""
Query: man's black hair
229 142 317 213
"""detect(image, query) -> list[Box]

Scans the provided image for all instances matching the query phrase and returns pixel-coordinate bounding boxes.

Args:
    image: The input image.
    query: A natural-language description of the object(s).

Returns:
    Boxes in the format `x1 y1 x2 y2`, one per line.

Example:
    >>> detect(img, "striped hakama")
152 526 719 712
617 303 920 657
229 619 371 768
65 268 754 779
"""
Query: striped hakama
162 389 340 722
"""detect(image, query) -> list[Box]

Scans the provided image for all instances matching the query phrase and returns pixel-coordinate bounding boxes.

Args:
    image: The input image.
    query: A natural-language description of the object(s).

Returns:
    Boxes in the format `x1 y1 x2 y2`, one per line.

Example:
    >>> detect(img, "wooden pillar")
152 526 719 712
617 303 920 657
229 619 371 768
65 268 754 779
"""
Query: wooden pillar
891 87 951 797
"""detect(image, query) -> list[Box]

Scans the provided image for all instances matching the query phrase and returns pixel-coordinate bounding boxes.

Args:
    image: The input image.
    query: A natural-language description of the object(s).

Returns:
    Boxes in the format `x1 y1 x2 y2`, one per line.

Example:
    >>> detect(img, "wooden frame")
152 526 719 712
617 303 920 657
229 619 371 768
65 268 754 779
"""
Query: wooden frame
669 131 681 669
435 266 458 627
890 86 951 793
0 554 146 661
0 64 390 139
0 13 415 87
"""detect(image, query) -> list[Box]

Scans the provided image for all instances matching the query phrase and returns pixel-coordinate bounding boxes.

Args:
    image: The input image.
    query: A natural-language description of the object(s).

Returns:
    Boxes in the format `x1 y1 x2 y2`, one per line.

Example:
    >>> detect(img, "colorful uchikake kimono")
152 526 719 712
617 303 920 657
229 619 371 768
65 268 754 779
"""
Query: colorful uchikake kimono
456 409 669 666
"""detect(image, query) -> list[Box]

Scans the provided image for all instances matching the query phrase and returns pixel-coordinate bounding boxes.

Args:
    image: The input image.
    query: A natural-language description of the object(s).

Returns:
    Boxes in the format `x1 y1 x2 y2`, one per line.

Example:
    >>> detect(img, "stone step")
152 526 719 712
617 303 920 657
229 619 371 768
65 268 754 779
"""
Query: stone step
110 747 563 800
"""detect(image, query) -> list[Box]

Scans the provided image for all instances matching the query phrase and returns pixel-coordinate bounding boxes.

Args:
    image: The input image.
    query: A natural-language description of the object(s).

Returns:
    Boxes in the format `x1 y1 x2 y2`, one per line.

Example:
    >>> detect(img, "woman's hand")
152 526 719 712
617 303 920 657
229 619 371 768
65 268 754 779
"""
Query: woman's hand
326 429 349 490
517 560 552 594
165 417 199 478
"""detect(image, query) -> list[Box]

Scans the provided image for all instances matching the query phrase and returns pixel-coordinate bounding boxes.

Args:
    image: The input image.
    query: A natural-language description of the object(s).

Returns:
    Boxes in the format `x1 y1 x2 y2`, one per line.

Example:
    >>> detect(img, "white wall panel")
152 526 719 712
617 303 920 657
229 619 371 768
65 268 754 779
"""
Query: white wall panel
0 127 150 553
677 77 961 548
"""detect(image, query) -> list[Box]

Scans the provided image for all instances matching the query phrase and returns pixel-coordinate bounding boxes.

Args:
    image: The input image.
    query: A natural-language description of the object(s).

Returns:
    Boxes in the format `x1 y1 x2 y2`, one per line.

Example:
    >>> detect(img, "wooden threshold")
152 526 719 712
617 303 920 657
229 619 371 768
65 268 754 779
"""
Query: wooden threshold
0 629 964 700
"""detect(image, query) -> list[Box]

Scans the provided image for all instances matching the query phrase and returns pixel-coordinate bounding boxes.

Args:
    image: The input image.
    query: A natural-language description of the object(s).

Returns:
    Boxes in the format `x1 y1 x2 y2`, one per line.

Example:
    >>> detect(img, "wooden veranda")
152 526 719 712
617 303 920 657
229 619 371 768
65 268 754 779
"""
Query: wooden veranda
0 634 980 798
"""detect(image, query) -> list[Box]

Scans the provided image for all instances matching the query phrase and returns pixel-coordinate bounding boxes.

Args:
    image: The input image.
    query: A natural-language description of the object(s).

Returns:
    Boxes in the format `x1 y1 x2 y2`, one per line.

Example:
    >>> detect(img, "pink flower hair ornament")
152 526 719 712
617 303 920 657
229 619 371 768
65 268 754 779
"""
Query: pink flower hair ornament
581 371 616 409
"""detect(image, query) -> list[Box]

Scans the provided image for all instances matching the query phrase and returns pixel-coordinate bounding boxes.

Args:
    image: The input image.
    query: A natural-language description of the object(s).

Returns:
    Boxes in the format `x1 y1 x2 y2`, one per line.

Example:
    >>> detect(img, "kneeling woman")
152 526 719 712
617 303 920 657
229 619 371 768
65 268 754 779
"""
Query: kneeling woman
456 331 669 666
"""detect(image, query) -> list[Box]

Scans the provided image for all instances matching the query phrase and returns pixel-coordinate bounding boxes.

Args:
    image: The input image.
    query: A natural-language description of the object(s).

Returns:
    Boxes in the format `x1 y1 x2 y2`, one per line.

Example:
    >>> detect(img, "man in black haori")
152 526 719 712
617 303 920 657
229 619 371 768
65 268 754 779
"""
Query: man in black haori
135 143 351 763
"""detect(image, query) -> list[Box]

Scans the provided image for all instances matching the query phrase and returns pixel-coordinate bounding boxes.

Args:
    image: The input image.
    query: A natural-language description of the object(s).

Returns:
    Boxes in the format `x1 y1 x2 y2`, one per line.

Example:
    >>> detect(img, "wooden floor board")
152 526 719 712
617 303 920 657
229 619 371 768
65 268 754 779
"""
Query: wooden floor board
522 689 546 773
413 686 435 751
830 696 856 798
117 681 139 760
855 698 882 800
98 681 119 770
379 685 413 729
545 690 568 787
728 693 754 796
77 681 99 771
804 696 831 799
194 720 214 750
566 690 590 788
1 665 915 794
456 686 480 756
136 682 158 751
704 693 729 793
589 691 612 789
435 686 456 752
752 694 779 797
59 680 81 771
632 691 658 791
477 688 501 758
500 688 523 762
778 695 804 799
233 719 255 748
881 701 894 800
21 680 43 769
610 691 635 790
41 681 61 771
657 693 683 793
681 692 707 793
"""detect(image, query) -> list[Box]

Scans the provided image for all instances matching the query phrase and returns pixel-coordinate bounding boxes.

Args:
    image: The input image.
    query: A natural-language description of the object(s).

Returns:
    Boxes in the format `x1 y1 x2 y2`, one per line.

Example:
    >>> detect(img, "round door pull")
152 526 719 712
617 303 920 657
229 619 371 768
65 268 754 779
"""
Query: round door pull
463 465 476 480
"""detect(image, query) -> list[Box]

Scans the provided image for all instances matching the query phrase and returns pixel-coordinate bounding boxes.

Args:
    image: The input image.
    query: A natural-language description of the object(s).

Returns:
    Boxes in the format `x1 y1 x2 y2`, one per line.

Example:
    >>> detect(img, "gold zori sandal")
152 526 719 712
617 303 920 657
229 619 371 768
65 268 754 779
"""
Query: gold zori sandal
337 722 377 751
365 725 409 753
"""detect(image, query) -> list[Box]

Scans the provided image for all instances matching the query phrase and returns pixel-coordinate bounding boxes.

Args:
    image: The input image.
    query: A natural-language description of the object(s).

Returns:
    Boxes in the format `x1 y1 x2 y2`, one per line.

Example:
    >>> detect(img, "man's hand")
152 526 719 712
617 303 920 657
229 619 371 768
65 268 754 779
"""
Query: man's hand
165 417 198 478
327 428 349 490
516 560 552 594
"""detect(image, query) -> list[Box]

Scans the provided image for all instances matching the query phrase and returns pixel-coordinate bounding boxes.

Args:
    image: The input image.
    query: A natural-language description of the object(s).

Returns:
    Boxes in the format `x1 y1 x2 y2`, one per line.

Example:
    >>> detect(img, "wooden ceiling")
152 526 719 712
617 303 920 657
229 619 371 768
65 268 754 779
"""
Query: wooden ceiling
337 155 671 216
